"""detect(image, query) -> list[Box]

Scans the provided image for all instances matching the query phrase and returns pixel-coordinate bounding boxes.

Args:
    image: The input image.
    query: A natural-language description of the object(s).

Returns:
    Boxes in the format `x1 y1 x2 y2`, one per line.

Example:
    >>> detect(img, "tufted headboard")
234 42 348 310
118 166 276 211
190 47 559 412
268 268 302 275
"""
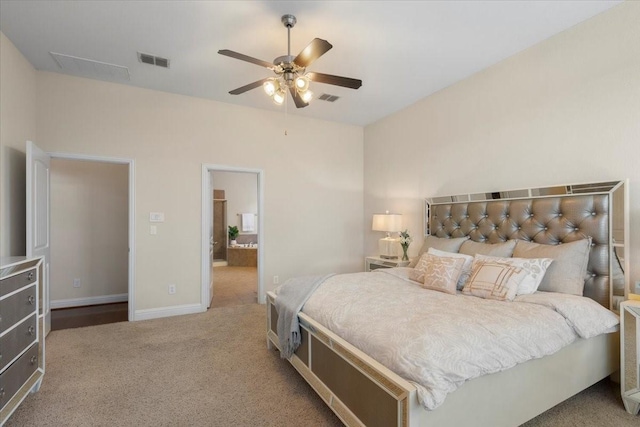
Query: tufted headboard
425 181 628 310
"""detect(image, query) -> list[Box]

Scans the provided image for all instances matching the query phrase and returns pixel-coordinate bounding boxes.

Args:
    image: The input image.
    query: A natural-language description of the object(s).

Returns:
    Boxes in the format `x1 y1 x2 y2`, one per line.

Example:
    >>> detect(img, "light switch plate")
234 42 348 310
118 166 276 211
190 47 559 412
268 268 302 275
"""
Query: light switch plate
150 212 165 222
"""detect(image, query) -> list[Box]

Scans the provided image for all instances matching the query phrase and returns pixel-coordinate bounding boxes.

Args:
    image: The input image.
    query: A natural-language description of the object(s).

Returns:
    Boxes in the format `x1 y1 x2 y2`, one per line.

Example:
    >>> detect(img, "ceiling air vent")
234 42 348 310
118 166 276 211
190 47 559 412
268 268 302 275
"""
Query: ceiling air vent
138 52 170 68
318 93 340 102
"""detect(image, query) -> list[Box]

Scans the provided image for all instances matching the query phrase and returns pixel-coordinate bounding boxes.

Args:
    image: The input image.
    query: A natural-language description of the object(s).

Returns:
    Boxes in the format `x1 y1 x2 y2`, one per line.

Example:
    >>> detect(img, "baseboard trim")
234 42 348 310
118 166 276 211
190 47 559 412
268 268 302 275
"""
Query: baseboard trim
134 303 205 321
51 293 128 309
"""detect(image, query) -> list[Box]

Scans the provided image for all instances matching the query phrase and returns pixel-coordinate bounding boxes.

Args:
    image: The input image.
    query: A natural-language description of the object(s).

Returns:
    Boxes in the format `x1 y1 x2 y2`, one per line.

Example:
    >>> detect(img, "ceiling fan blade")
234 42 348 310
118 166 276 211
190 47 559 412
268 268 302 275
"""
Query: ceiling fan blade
306 72 362 89
229 78 270 95
218 49 274 69
293 38 333 68
289 87 309 109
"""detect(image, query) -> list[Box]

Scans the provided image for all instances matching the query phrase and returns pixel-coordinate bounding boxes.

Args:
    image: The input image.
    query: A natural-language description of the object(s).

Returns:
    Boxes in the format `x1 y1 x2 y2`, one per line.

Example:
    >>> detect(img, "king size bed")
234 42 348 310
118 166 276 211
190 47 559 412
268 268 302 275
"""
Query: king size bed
266 181 629 427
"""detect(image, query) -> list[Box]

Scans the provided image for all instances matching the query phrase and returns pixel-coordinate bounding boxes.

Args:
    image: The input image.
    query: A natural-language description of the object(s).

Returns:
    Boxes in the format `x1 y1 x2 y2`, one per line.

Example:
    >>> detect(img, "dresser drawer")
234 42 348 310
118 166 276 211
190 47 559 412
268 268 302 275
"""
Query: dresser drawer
0 314 37 372
0 268 36 298
0 285 37 335
0 343 38 411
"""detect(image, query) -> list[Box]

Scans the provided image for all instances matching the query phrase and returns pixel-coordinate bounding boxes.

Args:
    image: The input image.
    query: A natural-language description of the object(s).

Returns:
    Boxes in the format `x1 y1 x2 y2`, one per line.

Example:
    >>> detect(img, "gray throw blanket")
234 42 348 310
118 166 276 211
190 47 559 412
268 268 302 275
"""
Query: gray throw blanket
274 274 334 359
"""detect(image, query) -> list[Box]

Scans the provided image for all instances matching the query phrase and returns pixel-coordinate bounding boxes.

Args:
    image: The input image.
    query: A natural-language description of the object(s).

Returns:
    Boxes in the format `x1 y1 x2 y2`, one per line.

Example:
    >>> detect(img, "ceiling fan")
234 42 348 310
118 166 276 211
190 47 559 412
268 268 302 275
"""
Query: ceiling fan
218 14 362 108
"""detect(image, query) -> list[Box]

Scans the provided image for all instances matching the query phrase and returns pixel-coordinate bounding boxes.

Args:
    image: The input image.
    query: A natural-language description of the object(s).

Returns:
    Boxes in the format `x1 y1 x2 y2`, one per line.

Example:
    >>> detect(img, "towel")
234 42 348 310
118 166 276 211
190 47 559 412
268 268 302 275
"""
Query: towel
241 213 255 232
274 274 334 359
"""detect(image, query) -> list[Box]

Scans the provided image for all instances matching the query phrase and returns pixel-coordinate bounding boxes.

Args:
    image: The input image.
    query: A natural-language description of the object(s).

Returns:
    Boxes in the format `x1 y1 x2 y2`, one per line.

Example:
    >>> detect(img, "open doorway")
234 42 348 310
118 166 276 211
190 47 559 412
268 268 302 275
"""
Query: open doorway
211 171 257 308
201 165 264 309
49 157 130 329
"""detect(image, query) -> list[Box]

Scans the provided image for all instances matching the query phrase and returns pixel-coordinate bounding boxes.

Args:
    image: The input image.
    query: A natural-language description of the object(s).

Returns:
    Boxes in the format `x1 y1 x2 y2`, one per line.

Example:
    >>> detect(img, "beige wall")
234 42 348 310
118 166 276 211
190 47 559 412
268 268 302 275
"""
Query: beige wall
212 171 258 235
50 158 128 303
364 2 640 288
0 32 37 258
35 71 363 312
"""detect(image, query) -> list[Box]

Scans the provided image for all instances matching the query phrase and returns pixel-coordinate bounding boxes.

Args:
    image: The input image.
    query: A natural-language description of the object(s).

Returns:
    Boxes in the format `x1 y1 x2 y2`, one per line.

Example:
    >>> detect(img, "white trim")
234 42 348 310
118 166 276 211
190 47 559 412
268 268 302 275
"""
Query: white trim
134 303 203 321
50 293 128 309
201 164 265 310
48 152 136 321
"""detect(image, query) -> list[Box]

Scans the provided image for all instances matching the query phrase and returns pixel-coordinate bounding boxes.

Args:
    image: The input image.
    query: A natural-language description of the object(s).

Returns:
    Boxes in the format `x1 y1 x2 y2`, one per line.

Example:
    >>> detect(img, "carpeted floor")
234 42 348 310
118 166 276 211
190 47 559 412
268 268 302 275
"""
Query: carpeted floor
5 303 638 426
210 266 257 308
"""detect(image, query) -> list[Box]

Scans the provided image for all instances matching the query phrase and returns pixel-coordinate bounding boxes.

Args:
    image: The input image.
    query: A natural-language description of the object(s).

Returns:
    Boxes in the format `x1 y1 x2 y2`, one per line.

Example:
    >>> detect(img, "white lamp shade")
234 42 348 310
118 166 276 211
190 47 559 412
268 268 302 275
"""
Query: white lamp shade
372 213 402 232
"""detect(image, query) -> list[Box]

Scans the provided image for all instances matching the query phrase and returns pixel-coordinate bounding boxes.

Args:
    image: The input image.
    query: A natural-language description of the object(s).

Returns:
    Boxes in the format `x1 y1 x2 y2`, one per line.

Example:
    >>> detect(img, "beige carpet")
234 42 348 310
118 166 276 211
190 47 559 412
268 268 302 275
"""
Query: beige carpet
5 303 638 427
210 266 257 308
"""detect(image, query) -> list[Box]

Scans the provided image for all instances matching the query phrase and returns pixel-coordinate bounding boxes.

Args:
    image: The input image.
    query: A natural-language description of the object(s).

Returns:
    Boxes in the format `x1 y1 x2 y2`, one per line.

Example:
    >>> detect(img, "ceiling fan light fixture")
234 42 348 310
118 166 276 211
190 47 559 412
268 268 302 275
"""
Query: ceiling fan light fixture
263 79 278 96
295 75 310 91
273 88 286 105
300 90 313 103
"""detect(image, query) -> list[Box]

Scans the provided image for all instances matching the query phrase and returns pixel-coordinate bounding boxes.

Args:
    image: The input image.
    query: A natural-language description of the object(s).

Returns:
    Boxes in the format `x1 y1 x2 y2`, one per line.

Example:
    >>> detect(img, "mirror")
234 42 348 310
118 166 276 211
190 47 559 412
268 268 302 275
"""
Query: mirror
622 304 640 411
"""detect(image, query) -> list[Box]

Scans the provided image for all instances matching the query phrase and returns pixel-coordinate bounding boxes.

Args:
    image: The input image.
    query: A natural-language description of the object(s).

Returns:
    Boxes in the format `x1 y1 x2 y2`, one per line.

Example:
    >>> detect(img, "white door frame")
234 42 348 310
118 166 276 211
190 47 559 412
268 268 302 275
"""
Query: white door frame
49 152 136 321
201 164 265 307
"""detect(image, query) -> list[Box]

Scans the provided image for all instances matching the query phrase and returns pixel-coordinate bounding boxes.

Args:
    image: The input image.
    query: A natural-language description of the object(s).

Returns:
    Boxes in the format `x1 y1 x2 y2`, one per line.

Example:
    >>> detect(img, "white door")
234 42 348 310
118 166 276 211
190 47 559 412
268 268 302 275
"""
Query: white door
26 141 51 335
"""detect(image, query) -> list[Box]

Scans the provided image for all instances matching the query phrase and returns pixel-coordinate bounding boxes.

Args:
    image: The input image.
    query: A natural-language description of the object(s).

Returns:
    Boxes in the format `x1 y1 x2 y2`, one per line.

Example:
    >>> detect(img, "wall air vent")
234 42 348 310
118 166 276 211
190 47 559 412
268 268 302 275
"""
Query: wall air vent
318 93 340 102
50 52 130 81
138 52 170 68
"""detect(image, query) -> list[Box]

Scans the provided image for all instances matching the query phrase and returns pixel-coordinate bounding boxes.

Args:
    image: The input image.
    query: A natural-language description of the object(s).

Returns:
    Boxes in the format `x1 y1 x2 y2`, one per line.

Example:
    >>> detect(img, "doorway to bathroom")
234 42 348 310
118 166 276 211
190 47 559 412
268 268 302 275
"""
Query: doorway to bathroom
201 165 264 309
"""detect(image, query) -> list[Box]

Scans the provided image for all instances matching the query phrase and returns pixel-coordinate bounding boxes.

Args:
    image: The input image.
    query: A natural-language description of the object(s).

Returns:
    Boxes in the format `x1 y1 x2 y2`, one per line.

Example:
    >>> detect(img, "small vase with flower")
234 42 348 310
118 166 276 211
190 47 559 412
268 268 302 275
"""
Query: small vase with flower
399 229 412 261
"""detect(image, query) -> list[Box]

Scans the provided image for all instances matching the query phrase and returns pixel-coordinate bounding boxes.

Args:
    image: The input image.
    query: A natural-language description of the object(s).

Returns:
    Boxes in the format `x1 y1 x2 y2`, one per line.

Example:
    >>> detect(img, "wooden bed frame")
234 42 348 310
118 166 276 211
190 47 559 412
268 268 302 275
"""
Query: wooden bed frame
267 181 628 426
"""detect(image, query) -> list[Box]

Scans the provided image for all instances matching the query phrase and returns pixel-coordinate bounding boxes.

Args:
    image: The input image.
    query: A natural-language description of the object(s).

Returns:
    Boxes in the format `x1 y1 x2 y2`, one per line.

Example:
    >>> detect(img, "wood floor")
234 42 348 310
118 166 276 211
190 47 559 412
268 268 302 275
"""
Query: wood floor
51 302 128 331
211 265 257 308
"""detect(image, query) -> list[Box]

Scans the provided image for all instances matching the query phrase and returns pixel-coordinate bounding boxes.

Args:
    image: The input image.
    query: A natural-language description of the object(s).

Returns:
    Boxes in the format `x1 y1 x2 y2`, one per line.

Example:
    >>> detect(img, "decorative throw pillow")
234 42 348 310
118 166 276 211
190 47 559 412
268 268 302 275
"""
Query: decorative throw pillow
418 253 466 295
408 235 469 268
427 248 473 290
512 238 592 296
474 254 553 295
459 240 517 258
409 253 432 283
462 257 528 301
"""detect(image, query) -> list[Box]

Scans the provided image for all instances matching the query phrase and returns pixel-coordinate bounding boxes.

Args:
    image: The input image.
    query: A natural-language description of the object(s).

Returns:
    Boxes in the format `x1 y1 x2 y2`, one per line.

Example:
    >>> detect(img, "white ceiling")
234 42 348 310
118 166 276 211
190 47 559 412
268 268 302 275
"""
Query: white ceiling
0 1 621 126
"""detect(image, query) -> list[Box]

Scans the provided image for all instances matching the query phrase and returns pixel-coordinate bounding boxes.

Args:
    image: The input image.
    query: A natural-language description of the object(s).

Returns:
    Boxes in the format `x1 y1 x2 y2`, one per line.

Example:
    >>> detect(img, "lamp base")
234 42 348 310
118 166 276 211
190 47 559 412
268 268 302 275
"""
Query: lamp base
378 237 400 260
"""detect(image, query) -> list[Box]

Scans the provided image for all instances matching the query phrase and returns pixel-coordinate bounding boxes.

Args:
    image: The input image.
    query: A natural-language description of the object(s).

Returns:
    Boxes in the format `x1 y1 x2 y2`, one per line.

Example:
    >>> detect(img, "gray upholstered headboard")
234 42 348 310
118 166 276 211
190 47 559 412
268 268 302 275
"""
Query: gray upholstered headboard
425 181 628 310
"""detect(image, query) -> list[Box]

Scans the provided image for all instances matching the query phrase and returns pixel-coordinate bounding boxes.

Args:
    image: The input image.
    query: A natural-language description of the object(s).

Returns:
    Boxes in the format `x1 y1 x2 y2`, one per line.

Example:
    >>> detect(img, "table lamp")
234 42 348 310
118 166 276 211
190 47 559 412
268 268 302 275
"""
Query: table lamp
372 212 402 259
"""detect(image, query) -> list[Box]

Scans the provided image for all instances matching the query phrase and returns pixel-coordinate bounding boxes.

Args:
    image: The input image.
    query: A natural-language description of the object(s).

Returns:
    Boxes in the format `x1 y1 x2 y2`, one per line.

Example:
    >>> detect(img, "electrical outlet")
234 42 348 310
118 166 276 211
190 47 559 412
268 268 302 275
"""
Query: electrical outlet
273 276 279 285
73 278 81 288
168 284 176 295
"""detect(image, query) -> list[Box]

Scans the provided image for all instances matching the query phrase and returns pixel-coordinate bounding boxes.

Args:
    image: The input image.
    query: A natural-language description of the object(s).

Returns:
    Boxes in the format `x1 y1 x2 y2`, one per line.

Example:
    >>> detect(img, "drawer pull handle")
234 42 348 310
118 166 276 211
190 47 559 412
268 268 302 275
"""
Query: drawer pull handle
28 295 35 305
28 271 34 280
28 326 35 335
30 355 37 365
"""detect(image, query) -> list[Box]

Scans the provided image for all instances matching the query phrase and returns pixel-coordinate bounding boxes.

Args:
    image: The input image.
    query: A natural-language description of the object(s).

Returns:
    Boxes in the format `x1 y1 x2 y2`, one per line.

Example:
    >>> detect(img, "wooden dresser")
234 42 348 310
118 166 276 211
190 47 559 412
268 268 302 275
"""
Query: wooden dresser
0 257 45 424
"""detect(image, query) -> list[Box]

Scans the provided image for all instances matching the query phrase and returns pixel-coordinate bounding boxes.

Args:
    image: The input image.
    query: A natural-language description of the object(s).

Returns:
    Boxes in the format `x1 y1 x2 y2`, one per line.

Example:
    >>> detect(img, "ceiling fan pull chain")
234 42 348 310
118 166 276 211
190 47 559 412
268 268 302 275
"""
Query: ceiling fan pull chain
284 94 288 136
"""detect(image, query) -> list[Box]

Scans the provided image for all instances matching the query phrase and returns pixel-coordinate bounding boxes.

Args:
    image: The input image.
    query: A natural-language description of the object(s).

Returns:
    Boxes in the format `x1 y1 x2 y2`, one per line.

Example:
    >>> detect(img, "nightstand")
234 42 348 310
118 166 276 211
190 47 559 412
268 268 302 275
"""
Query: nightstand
621 299 640 415
365 256 410 272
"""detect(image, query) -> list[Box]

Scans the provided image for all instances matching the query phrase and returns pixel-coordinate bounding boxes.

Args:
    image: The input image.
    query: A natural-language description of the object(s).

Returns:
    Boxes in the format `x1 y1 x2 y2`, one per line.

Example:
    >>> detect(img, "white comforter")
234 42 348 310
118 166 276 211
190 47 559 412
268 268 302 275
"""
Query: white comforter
302 268 619 410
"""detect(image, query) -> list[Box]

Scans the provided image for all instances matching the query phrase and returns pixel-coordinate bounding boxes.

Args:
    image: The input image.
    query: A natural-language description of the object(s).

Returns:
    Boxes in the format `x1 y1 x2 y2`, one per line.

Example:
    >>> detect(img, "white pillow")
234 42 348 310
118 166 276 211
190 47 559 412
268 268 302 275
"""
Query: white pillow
474 254 553 295
462 257 527 301
427 248 473 290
